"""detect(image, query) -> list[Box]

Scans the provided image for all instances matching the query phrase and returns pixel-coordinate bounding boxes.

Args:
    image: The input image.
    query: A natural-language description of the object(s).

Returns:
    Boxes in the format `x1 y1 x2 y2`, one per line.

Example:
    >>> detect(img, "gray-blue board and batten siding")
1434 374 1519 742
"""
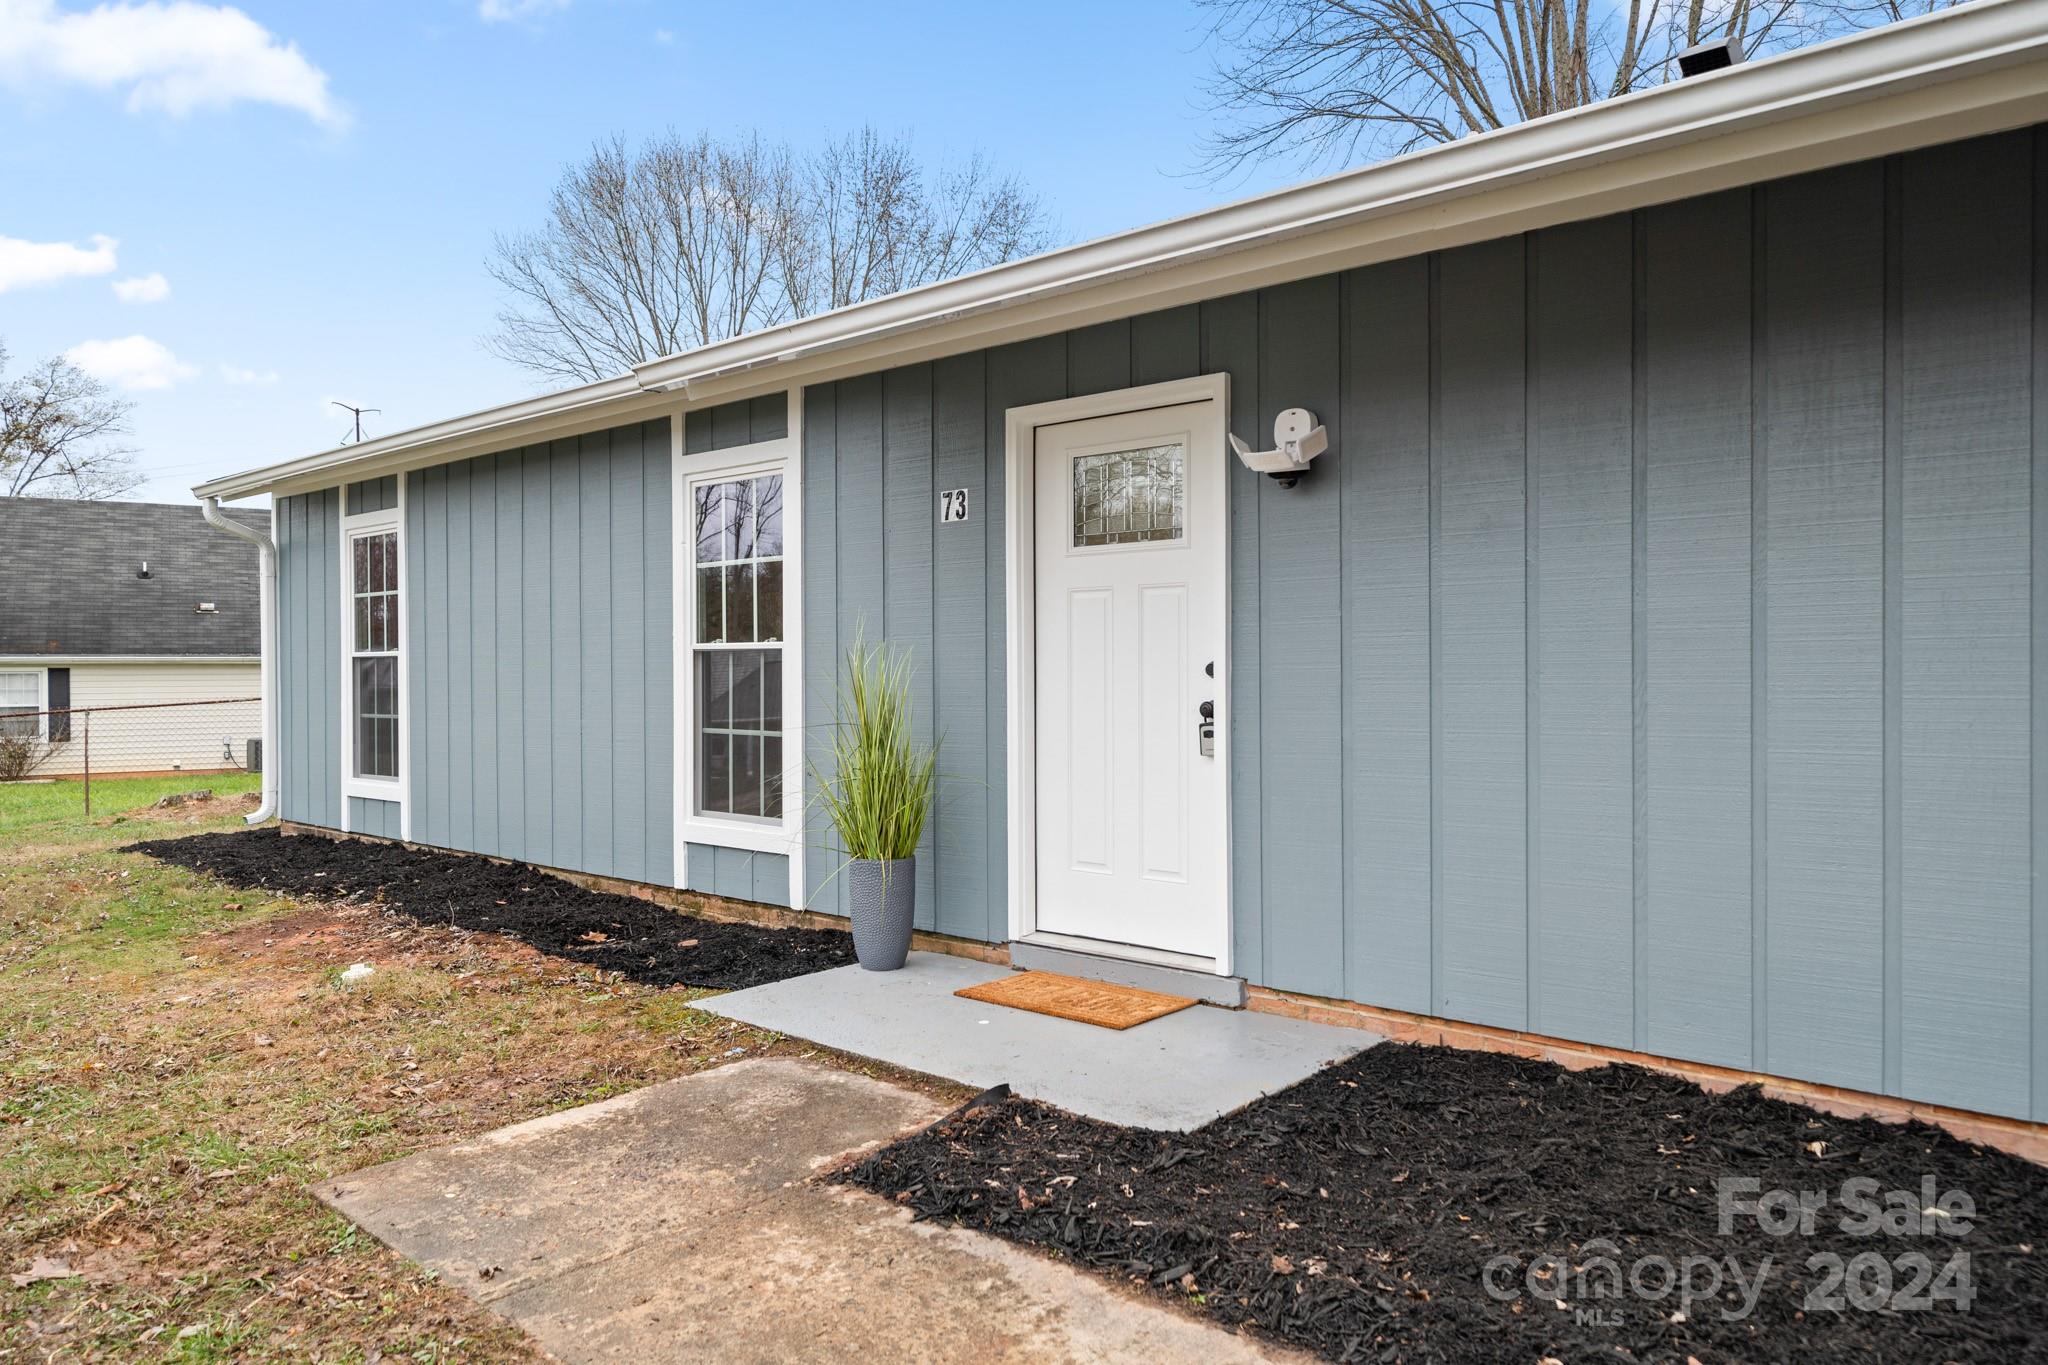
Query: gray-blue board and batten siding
276 487 342 832
402 421 679 889
272 123 2048 1124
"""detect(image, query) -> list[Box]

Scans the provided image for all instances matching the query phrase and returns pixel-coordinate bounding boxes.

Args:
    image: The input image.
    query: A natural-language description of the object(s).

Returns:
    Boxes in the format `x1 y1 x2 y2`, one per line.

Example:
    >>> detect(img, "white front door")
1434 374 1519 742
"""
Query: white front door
1032 400 1228 962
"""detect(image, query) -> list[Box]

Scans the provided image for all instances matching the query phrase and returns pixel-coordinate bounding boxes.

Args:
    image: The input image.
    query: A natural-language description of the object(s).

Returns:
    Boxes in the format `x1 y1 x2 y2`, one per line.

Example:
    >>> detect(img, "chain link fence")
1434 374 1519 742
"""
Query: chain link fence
0 697 263 815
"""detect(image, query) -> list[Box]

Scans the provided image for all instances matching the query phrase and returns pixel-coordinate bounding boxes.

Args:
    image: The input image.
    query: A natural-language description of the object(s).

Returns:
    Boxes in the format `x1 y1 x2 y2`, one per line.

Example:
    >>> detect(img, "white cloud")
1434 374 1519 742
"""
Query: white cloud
653 28 673 44
479 0 570 21
0 0 345 127
0 231 117 292
112 270 170 302
219 362 276 385
65 334 198 390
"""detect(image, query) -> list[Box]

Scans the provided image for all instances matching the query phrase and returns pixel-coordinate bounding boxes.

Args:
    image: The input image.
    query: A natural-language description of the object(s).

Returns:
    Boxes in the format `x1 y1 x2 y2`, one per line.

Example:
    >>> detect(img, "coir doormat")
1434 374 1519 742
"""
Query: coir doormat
954 970 1196 1030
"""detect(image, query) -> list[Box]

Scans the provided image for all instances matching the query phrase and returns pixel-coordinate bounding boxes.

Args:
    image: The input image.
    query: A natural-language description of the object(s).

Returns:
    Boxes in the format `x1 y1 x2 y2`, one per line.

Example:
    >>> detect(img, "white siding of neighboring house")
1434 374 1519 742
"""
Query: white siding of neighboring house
37 661 261 777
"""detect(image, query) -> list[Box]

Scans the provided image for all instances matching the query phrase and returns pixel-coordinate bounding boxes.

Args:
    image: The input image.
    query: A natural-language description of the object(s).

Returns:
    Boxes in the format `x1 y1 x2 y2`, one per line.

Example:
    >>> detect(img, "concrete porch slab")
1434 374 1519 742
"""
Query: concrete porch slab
316 1058 1298 1363
698 952 1378 1131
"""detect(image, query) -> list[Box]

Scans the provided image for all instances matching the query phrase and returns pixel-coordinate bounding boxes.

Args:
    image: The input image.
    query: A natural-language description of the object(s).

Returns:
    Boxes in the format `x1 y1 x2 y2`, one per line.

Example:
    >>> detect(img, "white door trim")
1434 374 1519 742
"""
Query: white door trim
1002 372 1233 974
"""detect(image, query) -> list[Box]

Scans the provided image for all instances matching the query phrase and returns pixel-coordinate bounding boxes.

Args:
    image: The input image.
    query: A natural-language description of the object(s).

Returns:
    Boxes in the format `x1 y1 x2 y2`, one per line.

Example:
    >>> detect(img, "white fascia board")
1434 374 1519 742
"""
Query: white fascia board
193 0 2048 502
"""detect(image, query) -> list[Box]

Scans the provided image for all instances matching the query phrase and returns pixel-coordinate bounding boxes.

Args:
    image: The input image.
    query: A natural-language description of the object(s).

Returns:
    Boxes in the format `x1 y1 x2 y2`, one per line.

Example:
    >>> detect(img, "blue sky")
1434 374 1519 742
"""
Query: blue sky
0 0 1306 505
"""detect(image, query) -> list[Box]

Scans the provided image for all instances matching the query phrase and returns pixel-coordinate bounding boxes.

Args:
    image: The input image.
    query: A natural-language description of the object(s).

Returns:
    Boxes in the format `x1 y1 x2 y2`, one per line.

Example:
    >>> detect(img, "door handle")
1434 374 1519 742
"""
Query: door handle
1197 700 1215 758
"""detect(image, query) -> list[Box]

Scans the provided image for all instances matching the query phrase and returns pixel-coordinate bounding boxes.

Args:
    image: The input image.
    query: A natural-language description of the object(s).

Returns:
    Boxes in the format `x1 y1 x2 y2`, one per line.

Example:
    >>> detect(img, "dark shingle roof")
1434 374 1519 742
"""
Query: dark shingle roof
0 497 267 657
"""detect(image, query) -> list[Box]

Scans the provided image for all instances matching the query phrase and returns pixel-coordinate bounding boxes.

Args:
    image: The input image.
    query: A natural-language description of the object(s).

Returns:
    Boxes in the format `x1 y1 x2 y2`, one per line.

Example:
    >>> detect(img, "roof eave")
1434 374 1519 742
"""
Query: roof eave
192 374 649 501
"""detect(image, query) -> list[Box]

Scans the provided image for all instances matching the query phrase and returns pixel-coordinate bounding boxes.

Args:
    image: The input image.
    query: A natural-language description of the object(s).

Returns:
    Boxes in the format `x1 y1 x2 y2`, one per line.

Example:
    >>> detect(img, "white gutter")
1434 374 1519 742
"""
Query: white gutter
200 497 278 826
194 374 647 505
192 0 2048 502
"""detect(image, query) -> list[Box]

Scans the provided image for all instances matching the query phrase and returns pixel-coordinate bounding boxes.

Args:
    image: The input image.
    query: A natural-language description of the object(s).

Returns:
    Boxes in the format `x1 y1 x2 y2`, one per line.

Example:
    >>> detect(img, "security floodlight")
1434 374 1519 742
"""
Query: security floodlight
1677 36 1744 78
1229 407 1329 488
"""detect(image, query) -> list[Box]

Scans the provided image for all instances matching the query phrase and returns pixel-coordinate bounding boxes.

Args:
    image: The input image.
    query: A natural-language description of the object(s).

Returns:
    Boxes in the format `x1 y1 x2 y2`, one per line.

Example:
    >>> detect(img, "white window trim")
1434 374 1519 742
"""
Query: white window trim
0 666 48 743
339 491 407 814
671 393 804 894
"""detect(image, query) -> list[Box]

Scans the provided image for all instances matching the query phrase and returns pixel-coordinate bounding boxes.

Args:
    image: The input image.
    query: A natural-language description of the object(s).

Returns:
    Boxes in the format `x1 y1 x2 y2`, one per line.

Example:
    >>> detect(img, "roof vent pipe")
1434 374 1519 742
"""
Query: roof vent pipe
1677 35 1745 78
200 497 278 826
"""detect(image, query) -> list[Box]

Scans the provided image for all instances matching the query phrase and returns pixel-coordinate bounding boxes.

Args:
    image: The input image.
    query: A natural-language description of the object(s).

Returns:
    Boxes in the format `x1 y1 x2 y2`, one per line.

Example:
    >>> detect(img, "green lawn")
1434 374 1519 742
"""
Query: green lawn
0 771 261 840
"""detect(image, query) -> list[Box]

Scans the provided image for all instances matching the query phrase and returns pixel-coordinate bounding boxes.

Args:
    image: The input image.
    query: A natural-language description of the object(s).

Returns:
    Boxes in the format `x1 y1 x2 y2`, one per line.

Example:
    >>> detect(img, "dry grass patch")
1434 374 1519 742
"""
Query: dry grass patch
0 804 851 1361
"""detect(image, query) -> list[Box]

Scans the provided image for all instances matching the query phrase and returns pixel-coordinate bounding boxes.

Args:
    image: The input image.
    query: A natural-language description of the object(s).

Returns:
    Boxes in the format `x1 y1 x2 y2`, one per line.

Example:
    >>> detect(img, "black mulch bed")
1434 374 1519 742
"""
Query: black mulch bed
847 1045 2048 1364
124 827 854 990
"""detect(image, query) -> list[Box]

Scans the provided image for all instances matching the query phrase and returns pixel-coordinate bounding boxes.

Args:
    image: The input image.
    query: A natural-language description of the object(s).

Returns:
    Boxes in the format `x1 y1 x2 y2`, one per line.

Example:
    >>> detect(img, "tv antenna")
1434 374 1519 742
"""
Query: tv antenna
332 401 381 445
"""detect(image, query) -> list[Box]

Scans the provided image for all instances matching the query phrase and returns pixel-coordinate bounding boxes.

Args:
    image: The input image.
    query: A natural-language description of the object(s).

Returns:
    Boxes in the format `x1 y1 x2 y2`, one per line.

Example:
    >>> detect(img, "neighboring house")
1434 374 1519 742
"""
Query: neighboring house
197 1 2048 1127
0 497 265 776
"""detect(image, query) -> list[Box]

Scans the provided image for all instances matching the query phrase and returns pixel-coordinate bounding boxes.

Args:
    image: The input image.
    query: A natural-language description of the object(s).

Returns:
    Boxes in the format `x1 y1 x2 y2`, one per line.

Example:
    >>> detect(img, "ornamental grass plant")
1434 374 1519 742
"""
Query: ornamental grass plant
813 635 939 863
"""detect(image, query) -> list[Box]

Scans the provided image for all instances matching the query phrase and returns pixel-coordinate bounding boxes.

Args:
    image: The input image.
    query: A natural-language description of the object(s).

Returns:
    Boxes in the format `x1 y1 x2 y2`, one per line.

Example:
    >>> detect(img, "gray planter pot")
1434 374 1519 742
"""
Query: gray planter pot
848 856 915 971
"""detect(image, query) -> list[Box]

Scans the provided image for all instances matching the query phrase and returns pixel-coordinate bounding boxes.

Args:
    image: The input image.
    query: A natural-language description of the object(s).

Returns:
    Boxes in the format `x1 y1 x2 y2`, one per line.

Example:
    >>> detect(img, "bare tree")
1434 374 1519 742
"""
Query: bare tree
488 128 1053 385
785 129 1052 315
0 342 139 500
486 133 801 383
1198 0 1964 173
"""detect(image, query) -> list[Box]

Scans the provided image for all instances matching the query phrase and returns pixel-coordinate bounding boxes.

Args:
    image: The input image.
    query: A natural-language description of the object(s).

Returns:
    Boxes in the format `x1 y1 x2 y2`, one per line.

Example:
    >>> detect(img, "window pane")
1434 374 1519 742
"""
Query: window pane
730 650 762 730
701 732 731 815
699 651 732 729
763 736 783 819
697 567 725 642
755 560 783 643
697 479 748 562
353 656 398 779
354 538 370 593
731 734 762 817
763 655 782 731
0 708 36 740
724 563 757 644
384 587 399 648
382 535 397 595
0 673 36 706
694 486 724 563
735 481 758 560
753 475 784 557
1072 444 1185 547
358 656 394 715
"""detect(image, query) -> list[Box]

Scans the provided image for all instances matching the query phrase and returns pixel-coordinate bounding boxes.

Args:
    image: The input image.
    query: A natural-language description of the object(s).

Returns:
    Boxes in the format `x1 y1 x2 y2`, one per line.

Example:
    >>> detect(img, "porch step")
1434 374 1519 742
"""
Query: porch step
700 954 1368 1130
1008 940 1247 1008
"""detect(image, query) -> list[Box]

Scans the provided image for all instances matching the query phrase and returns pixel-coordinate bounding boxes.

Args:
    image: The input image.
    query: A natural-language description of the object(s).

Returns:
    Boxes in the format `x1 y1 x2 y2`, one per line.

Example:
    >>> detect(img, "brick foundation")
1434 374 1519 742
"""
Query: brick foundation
276 819 2042 1164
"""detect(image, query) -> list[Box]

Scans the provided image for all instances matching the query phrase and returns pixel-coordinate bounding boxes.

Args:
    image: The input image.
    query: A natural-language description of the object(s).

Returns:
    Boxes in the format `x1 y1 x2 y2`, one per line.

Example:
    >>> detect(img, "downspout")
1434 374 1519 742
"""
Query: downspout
201 496 278 825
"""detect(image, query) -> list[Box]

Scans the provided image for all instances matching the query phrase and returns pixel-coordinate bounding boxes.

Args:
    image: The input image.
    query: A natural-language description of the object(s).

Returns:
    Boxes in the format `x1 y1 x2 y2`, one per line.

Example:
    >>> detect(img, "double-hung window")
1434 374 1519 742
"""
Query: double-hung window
691 472 785 820
347 525 401 783
0 670 40 740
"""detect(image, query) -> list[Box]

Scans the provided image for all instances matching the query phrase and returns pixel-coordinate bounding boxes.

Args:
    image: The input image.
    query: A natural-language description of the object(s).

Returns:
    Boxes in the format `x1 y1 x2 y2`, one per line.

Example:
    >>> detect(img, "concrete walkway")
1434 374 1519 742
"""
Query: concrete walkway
699 952 1378 1130
317 1058 1298 1363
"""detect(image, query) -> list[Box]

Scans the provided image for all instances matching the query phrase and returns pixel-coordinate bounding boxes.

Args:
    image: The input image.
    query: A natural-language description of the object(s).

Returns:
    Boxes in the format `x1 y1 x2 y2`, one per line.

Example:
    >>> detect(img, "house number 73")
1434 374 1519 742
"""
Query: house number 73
939 488 970 524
